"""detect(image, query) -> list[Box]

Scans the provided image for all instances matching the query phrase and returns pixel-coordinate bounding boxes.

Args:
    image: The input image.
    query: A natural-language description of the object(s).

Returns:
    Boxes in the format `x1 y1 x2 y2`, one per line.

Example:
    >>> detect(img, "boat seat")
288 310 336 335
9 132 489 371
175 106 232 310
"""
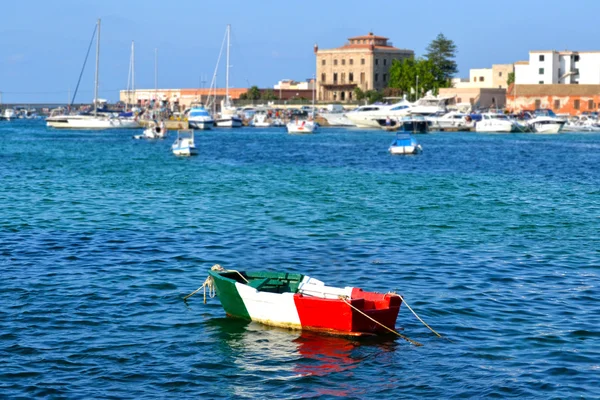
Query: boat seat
247 278 270 290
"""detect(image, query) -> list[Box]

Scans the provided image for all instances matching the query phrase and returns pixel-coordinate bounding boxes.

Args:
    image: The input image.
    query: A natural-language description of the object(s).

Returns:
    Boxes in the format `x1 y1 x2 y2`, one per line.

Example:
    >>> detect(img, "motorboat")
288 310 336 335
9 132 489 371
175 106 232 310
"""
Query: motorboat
187 103 214 130
409 95 455 116
388 132 422 155
134 120 167 139
397 115 430 133
527 109 567 134
346 100 412 128
287 118 317 134
0 108 16 121
172 129 198 156
562 115 600 132
475 112 519 133
428 111 474 131
201 265 403 337
251 111 271 127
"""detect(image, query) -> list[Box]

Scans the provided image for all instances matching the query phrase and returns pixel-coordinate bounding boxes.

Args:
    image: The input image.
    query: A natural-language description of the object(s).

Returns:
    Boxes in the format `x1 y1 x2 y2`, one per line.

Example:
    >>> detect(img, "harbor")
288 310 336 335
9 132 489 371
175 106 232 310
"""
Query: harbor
2 3 600 399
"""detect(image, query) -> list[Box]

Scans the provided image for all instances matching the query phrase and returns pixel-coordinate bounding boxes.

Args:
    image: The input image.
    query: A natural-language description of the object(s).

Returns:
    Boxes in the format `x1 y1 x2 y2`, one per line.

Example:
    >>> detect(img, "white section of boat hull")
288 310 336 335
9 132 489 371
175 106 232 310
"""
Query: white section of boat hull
287 121 317 134
215 117 243 128
389 145 422 155
235 282 301 329
530 123 563 134
189 120 214 130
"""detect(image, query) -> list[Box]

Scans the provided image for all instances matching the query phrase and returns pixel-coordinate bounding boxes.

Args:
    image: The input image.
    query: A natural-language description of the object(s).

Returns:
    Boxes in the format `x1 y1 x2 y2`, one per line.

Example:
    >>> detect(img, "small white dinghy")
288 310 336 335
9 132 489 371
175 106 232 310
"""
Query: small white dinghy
172 129 198 156
287 119 318 134
134 120 167 140
388 133 422 155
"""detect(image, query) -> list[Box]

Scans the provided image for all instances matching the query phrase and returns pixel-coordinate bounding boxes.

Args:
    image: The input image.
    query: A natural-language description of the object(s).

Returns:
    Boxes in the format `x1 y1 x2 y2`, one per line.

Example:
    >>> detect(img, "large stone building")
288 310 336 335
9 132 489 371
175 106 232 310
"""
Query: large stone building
315 33 413 102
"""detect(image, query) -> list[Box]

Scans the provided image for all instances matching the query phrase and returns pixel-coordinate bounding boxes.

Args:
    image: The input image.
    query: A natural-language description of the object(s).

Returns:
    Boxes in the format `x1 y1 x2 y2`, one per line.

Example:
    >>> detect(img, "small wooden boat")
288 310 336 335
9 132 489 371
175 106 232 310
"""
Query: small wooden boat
206 267 402 336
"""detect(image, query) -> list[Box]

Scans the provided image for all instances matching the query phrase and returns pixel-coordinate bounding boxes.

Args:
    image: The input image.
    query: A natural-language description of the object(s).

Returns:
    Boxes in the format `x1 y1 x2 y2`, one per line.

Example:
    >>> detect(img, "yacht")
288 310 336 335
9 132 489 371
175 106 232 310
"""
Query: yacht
428 111 474 131
527 109 567 134
0 108 16 121
475 112 518 133
187 103 214 130
251 111 271 127
410 95 455 116
346 100 412 128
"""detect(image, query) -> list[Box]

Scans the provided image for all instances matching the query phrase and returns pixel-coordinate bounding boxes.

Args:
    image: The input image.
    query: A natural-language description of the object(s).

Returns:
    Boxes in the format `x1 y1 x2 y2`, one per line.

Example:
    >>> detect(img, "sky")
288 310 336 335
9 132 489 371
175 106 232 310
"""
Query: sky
1 0 600 104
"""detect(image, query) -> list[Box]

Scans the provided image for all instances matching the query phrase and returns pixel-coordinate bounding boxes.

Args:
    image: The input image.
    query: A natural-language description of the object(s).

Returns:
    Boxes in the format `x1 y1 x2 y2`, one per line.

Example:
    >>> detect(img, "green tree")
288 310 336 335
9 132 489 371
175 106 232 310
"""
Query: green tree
247 85 261 100
507 72 515 86
261 89 277 100
354 87 366 101
425 33 458 84
388 58 443 100
365 90 383 104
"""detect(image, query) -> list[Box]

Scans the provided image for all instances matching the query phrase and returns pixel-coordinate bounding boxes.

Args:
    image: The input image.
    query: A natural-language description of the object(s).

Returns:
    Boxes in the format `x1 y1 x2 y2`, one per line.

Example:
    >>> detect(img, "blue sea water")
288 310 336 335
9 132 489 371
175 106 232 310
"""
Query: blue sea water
0 120 599 399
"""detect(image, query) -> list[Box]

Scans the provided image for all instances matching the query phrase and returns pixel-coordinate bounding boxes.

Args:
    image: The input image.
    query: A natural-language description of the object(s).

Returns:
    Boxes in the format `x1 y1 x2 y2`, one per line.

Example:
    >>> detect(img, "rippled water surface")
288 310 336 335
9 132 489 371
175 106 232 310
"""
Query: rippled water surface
1 121 599 398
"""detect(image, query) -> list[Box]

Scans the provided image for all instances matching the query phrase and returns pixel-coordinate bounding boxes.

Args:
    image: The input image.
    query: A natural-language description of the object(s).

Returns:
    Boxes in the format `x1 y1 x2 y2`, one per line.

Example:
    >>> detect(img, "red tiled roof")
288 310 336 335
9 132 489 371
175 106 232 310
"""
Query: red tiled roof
349 33 388 40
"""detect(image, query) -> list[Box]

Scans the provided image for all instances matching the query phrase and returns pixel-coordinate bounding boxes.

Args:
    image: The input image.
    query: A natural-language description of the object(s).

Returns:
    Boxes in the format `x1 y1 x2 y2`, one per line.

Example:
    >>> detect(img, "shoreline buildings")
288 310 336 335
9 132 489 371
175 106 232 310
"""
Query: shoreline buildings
314 33 413 102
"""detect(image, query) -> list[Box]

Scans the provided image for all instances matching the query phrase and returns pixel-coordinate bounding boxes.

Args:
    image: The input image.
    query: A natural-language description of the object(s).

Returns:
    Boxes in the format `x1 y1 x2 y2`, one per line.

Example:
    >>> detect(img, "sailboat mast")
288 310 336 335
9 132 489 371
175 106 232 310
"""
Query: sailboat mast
132 41 135 108
225 24 230 104
94 18 101 117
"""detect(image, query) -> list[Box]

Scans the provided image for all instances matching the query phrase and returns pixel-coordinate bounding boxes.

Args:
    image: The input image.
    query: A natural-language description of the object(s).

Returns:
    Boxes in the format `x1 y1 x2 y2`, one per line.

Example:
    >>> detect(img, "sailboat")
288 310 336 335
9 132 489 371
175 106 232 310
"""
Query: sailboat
214 25 243 128
46 19 140 130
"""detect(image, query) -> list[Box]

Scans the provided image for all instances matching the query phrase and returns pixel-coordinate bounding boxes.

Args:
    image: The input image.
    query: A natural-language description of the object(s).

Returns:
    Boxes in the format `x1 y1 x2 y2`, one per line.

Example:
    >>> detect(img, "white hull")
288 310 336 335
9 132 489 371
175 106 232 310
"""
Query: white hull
475 121 515 133
346 116 382 128
253 122 271 127
287 121 317 134
172 147 198 156
47 115 140 130
189 120 214 130
389 145 421 155
530 123 563 134
215 117 243 127
319 113 354 126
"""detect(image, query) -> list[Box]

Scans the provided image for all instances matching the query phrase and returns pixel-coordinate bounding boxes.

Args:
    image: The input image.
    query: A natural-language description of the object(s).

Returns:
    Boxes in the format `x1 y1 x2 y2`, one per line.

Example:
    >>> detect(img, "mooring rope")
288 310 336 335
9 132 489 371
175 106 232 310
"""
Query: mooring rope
340 297 422 347
397 295 451 342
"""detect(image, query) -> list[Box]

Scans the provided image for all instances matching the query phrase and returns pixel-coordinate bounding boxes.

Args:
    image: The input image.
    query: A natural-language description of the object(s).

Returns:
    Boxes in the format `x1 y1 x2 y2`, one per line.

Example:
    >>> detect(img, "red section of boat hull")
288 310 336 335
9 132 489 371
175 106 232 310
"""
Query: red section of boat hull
293 289 401 335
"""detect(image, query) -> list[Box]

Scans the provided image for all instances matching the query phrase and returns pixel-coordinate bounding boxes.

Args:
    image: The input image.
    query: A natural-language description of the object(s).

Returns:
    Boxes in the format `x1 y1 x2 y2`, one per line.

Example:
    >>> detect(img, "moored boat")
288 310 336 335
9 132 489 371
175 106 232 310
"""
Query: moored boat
287 119 318 134
172 129 198 156
388 132 422 155
205 266 402 336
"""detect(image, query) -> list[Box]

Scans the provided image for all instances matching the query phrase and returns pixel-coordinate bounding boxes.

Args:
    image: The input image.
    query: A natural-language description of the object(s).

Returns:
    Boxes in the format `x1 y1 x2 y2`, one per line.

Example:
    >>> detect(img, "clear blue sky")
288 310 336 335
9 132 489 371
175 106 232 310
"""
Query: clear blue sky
1 0 599 103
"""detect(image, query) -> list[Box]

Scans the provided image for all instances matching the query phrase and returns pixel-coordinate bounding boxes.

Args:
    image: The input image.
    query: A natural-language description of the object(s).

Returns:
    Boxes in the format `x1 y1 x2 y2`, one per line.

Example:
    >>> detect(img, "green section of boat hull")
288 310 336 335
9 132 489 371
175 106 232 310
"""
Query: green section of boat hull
208 271 250 320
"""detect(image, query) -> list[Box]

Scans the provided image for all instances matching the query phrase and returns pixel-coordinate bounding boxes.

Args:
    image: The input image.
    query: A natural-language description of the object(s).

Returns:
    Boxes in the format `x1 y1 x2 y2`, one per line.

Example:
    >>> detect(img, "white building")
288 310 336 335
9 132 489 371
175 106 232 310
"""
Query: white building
515 51 600 85
274 79 315 91
452 65 514 89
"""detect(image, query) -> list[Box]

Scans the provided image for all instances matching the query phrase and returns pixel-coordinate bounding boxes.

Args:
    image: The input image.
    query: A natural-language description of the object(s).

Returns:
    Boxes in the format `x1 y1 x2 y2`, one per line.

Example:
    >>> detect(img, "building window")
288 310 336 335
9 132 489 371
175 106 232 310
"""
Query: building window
383 59 387 66
349 72 354 82
479 77 484 82
361 58 365 65
334 59 338 66
539 68 544 74
333 73 338 83
322 59 326 66
349 59 354 65
341 91 346 101
539 81 544 84
375 73 379 82
321 73 326 83
574 99 580 110
342 59 346 65
574 55 580 62
539 55 545 62
360 72 365 83
499 72 503 77
375 59 379 66
535 99 541 109
383 73 387 82
589 100 594 110
473 77 477 82
554 99 560 110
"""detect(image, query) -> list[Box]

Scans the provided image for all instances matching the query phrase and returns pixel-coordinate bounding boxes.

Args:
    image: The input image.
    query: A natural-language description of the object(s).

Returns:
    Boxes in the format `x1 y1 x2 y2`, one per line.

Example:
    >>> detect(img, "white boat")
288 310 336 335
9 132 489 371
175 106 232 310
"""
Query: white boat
0 109 16 121
214 25 243 128
410 95 455 116
318 112 354 126
251 112 271 127
346 100 412 128
172 129 198 156
527 109 567 134
428 111 474 130
187 103 214 130
47 20 139 130
388 133 422 155
475 112 518 133
287 119 317 134
134 120 167 139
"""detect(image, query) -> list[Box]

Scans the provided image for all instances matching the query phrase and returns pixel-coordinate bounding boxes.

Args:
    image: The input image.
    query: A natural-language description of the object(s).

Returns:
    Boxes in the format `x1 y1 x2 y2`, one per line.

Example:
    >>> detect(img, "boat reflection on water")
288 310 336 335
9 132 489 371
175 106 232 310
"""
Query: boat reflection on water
292 331 359 377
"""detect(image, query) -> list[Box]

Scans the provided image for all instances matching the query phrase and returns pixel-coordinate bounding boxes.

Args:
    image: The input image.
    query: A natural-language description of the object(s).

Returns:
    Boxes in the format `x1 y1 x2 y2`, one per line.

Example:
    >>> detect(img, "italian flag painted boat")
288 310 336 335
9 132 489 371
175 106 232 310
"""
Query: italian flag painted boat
207 268 402 336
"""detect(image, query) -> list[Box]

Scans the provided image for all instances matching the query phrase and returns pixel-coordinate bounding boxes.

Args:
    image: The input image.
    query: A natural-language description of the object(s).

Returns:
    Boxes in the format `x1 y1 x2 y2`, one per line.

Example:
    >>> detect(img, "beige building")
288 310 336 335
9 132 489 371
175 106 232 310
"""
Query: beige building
439 87 506 110
315 32 413 102
452 64 514 89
